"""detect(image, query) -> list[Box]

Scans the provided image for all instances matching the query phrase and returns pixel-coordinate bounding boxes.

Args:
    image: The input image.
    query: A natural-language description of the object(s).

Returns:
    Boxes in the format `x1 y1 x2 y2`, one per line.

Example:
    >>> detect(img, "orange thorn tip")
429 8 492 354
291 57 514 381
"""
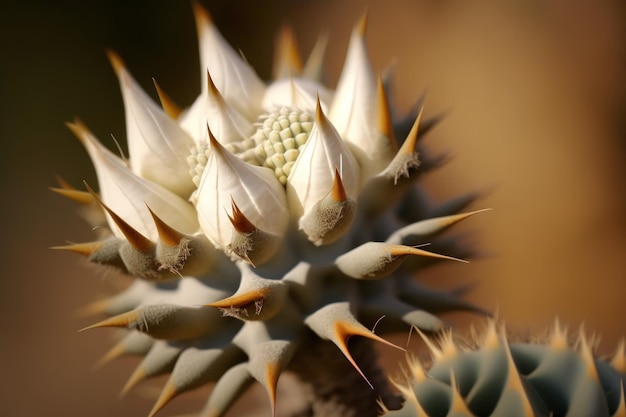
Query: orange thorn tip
152 78 182 119
148 381 179 417
49 187 95 205
333 320 404 389
274 24 303 78
227 198 256 234
356 10 368 37
50 241 103 256
83 181 153 252
79 310 139 332
331 168 347 202
93 342 125 370
377 76 395 143
206 69 223 100
120 365 147 397
206 288 270 310
389 245 469 263
265 362 281 417
54 174 75 190
105 49 125 76
78 298 112 317
191 0 213 28
400 106 424 156
146 204 184 247
66 118 93 147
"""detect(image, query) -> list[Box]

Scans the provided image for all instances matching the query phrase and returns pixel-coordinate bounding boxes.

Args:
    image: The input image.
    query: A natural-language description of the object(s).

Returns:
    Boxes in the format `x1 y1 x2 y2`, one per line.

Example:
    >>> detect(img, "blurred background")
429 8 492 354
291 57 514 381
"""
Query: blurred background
1 0 624 416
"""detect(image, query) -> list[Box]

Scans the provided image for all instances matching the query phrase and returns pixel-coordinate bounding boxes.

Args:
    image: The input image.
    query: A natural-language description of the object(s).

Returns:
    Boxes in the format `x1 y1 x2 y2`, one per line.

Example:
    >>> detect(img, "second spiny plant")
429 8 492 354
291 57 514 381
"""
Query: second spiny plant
53 3 488 417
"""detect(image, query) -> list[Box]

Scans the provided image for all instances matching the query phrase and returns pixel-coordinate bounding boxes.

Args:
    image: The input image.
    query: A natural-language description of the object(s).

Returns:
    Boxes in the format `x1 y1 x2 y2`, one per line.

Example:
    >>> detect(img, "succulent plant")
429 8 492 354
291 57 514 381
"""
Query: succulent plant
384 321 626 417
51 3 489 417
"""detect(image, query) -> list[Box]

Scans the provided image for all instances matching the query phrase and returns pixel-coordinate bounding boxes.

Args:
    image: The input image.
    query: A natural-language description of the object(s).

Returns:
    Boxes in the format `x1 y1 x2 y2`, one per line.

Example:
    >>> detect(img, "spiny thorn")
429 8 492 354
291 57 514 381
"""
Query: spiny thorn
482 319 501 349
501 336 536 415
92 342 126 370
147 205 184 247
612 339 625 373
227 197 256 234
54 174 75 190
120 365 147 397
83 181 153 252
399 106 424 157
330 168 347 202
50 241 103 257
333 320 404 389
377 76 396 146
206 288 269 310
49 187 95 205
152 78 182 119
578 332 600 380
265 362 280 417
389 245 469 263
79 310 139 332
78 298 112 317
449 372 473 413
148 381 179 417
550 318 569 350
413 326 444 362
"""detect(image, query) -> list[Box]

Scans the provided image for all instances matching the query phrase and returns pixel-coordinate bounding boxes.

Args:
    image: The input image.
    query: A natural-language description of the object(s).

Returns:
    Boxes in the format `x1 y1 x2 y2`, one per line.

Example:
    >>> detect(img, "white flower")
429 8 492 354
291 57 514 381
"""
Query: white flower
54 4 486 417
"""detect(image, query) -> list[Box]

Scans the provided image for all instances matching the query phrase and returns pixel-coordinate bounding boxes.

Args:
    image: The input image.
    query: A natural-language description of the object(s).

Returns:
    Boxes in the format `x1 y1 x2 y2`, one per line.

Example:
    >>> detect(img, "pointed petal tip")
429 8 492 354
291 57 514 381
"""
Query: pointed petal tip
356 10 369 37
191 0 213 30
105 49 125 76
273 24 303 79
84 181 154 252
152 78 182 119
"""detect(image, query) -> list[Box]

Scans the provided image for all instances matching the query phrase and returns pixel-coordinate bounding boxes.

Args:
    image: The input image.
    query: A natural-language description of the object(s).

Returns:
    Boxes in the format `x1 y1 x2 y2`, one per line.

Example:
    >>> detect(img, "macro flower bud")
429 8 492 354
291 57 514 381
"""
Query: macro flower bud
193 128 289 263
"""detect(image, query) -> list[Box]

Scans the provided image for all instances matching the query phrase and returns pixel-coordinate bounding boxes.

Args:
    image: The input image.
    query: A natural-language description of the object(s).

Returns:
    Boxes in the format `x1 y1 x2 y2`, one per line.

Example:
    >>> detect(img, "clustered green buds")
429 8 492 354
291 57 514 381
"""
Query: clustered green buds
384 321 626 417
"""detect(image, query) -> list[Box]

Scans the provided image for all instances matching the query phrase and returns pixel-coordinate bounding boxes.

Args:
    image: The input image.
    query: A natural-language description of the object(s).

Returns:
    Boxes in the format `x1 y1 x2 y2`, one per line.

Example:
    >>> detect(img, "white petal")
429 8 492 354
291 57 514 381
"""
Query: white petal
179 72 254 145
193 3 265 120
195 130 289 250
69 121 199 241
262 77 332 114
286 102 359 217
329 16 393 181
109 52 196 198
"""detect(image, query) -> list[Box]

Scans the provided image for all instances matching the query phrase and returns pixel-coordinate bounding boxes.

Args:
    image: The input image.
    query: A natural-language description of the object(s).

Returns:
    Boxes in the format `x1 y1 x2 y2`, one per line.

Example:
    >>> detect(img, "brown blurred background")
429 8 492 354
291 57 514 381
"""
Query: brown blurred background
1 0 625 416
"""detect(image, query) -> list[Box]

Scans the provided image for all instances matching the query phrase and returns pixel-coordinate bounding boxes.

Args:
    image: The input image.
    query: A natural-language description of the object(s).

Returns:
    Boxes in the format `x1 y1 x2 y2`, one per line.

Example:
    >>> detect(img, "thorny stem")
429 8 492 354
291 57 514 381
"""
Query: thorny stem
287 332 403 417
